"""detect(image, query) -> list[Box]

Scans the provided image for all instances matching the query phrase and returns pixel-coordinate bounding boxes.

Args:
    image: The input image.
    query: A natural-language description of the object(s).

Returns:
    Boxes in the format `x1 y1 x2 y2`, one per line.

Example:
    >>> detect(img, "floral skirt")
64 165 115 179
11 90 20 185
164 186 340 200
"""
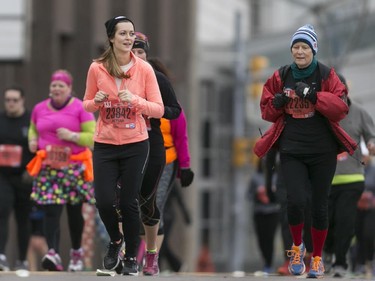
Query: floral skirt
31 162 95 205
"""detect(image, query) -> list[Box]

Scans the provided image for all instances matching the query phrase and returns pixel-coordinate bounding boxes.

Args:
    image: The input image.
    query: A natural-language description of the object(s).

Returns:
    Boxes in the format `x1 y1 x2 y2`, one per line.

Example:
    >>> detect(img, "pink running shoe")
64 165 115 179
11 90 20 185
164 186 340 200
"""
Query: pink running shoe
68 248 84 272
142 252 159 276
42 249 63 271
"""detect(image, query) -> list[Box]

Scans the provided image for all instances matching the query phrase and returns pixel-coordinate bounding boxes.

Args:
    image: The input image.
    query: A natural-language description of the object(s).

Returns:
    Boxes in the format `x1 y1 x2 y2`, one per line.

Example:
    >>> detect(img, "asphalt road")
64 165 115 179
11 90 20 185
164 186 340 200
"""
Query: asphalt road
0 271 369 280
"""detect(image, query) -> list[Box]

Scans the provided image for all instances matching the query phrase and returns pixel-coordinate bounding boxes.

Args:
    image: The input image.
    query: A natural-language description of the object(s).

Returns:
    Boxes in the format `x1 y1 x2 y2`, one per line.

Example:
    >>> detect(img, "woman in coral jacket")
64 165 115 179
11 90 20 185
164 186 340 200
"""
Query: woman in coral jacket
82 16 164 276
253 24 357 278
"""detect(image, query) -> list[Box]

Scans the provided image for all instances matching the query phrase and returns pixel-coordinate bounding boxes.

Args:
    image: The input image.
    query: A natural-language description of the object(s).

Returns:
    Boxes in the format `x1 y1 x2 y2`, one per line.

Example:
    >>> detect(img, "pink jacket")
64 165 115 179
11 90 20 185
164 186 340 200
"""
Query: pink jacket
161 108 191 168
171 109 191 169
83 53 164 145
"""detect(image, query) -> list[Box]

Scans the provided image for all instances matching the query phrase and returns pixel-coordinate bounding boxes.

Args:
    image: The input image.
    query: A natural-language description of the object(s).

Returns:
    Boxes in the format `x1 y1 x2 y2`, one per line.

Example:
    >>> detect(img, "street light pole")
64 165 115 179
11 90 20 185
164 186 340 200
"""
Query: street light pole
231 11 248 272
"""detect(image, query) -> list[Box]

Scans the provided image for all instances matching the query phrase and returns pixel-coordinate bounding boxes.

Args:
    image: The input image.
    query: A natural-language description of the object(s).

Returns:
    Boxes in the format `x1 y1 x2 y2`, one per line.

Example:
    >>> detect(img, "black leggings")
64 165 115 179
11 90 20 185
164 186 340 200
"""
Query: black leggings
325 183 364 267
355 208 375 264
277 183 313 254
0 173 32 260
253 212 279 267
280 152 336 229
93 141 149 257
42 204 84 252
139 160 165 227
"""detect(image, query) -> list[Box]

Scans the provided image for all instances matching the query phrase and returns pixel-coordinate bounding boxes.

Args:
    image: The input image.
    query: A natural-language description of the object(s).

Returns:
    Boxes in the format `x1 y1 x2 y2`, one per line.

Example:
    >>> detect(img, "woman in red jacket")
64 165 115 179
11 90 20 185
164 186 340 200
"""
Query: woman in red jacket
254 24 357 278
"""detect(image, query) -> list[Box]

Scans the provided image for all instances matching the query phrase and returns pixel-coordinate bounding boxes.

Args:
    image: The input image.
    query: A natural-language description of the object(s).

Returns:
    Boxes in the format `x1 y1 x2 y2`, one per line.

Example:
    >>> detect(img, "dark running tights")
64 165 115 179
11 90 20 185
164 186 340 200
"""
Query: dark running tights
43 204 84 252
280 152 336 229
139 161 165 226
253 212 280 267
93 141 149 258
355 209 375 264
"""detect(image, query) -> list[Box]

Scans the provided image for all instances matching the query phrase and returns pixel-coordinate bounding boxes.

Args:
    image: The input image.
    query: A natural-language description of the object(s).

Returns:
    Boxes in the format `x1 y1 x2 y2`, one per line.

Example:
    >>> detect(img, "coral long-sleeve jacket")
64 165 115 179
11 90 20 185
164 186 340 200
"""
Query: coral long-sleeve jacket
83 53 164 145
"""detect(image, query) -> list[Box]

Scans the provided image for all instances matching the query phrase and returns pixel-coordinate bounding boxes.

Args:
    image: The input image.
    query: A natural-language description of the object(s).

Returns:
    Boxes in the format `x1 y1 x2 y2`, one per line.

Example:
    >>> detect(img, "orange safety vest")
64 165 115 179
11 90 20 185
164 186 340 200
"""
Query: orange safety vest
160 118 177 164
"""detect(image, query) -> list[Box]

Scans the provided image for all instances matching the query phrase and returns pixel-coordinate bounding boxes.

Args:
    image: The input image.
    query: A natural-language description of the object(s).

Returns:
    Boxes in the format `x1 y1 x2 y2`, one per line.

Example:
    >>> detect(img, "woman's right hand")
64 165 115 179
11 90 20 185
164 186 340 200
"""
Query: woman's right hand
272 93 289 109
94 91 108 105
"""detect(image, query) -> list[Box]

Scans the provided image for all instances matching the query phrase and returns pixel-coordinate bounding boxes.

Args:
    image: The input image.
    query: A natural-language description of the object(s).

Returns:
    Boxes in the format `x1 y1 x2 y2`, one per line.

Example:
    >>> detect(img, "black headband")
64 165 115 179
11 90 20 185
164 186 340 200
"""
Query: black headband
133 40 149 53
105 16 135 38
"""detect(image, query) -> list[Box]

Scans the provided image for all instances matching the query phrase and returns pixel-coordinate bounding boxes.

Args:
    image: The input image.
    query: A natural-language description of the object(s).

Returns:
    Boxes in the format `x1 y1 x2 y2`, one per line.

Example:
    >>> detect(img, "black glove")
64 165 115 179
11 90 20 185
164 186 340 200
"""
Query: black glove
272 93 289 109
295 82 317 104
180 168 194 187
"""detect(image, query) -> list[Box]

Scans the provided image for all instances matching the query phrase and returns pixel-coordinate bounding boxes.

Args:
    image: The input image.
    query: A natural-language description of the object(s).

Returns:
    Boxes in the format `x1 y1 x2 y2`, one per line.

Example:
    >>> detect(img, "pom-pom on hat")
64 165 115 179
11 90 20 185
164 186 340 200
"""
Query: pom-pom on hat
290 24 318 55
105 15 135 38
132 32 150 54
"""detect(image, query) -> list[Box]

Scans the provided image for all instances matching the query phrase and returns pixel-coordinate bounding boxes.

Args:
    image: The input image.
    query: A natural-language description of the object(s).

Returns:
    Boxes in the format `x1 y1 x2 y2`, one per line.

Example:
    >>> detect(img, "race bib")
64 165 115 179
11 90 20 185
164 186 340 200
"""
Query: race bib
284 88 315 119
0 144 22 167
100 100 137 129
44 145 71 169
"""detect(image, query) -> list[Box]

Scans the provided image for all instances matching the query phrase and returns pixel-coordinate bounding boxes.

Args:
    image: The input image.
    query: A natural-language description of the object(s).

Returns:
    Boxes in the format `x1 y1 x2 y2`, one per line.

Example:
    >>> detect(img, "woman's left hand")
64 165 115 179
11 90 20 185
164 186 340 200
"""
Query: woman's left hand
118 89 134 103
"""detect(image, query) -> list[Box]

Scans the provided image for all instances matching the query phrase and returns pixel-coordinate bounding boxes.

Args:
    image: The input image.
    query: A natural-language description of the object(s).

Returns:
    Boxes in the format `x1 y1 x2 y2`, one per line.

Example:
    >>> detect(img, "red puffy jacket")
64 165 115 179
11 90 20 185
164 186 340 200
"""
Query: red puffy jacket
254 63 357 158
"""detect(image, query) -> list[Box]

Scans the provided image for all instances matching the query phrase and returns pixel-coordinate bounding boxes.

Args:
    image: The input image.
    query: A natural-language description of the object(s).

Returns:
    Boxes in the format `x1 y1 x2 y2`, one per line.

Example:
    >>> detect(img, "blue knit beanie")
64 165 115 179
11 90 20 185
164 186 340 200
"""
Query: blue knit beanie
290 24 318 55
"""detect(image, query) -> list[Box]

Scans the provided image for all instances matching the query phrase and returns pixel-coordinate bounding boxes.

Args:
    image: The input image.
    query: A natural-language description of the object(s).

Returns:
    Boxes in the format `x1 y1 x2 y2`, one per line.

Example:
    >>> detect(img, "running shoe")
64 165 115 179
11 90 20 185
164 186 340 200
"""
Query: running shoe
322 252 333 273
307 256 324 278
287 242 306 275
14 260 29 270
115 248 126 273
332 265 346 278
277 260 290 275
122 257 139 276
103 235 124 270
143 251 159 276
0 254 9 271
42 249 63 271
68 248 84 272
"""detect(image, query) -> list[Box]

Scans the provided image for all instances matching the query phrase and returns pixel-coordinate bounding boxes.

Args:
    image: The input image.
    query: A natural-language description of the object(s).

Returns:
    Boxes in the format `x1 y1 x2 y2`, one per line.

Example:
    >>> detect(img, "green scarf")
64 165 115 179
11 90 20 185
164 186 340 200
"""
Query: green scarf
291 57 318 80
